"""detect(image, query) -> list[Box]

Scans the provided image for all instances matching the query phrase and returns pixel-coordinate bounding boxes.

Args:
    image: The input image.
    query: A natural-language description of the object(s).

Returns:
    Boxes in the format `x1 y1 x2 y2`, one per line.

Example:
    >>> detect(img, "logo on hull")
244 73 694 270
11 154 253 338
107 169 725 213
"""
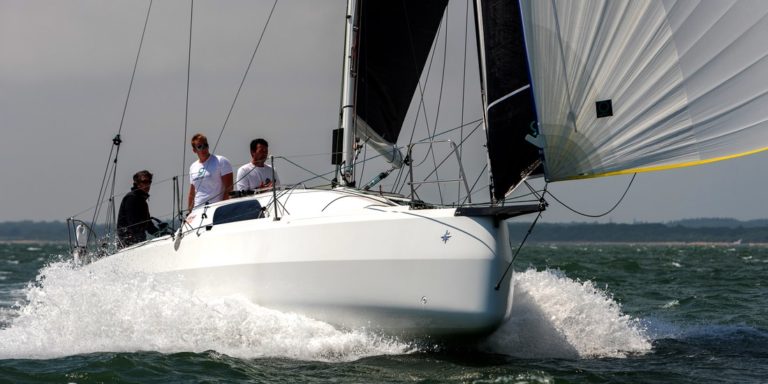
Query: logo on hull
441 230 451 244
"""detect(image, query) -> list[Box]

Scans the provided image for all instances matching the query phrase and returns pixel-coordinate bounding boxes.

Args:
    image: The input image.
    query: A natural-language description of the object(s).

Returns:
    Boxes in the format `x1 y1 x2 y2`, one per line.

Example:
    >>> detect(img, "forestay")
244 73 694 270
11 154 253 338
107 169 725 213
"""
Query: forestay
522 0 768 181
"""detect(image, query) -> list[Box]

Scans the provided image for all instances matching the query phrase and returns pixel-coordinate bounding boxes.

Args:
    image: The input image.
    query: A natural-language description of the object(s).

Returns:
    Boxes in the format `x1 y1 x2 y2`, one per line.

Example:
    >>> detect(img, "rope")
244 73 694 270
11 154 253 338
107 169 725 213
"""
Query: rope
547 173 637 218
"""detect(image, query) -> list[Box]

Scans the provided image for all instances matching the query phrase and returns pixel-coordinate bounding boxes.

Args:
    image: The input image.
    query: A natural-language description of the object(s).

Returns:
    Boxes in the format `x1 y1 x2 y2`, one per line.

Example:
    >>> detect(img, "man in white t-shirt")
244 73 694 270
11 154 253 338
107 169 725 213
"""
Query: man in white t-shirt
236 138 280 192
188 133 234 211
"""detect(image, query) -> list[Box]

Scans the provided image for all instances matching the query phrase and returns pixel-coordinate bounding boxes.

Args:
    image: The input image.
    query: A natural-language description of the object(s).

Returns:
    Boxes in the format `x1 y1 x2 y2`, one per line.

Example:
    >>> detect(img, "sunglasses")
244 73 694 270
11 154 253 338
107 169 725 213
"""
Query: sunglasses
194 143 209 151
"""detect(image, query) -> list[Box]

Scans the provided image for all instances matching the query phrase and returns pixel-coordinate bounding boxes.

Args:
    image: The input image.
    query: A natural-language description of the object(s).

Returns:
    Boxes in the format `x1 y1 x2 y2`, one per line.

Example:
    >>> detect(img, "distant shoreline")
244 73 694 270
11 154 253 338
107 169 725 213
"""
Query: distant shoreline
528 241 768 247
5 219 768 244
3 239 767 247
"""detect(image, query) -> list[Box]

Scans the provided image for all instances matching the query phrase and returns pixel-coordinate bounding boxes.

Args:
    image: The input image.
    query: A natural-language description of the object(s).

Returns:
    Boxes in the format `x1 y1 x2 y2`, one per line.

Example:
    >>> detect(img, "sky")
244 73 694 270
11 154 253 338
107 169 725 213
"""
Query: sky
1 0 767 224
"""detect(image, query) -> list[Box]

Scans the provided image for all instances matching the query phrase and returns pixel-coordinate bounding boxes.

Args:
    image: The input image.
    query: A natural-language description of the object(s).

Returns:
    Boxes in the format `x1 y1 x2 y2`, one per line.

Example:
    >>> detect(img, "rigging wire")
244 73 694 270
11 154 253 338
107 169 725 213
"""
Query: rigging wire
179 0 278 216
211 0 279 153
547 173 638 218
90 143 117 233
117 0 153 140
428 5 450 204
396 120 482 197
400 120 482 197
494 203 544 291
391 118 481 191
275 155 334 183
461 162 487 205
181 0 193 216
89 0 153 235
459 0 470 202
392 35 442 191
407 19 443 166
392 2 443 192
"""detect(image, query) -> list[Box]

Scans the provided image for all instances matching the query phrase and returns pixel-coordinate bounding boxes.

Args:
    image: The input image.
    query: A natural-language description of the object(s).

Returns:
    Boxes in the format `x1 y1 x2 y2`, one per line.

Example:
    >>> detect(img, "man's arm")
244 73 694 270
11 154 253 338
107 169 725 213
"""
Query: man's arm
146 217 160 235
222 172 233 200
235 167 247 191
188 184 196 212
140 198 159 235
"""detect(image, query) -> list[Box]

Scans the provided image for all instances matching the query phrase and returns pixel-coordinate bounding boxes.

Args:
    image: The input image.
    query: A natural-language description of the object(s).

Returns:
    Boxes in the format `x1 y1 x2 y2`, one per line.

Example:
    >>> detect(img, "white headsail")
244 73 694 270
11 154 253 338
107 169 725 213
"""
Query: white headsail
521 0 768 181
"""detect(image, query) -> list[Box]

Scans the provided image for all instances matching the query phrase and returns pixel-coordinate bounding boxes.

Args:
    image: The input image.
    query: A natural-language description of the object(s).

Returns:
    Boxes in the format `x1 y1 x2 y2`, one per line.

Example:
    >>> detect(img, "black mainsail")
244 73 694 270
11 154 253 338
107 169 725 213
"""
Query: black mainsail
475 0 542 201
354 0 449 165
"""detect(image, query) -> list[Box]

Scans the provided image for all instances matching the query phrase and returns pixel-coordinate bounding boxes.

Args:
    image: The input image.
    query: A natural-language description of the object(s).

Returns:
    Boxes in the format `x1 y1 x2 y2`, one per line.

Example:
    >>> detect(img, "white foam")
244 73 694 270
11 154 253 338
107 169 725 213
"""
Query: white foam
483 269 652 359
2 262 654 361
0 261 411 361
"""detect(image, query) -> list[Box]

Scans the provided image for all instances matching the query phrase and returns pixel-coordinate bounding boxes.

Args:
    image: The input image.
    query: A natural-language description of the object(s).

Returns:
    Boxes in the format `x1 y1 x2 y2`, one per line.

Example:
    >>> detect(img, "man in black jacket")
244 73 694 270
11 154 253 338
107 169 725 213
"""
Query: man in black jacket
117 170 165 247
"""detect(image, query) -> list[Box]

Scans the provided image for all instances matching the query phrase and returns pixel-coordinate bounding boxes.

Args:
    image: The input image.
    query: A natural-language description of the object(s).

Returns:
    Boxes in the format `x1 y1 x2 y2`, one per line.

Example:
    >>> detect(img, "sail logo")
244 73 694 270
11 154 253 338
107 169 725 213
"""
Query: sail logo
441 230 451 244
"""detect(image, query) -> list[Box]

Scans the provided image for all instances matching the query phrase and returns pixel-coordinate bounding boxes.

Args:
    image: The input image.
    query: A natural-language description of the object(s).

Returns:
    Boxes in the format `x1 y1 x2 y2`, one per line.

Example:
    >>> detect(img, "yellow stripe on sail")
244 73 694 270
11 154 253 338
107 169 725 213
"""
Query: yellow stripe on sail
561 145 768 181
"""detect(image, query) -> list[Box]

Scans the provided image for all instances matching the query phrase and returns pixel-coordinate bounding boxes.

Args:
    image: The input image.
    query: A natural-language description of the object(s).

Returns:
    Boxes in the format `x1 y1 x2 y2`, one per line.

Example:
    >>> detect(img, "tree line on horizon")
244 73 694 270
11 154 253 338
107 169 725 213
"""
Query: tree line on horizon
511 222 768 243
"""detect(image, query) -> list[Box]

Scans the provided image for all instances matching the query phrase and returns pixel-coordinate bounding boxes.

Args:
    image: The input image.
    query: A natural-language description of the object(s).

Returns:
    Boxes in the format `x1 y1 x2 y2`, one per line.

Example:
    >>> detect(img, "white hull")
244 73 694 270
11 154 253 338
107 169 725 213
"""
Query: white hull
91 188 536 338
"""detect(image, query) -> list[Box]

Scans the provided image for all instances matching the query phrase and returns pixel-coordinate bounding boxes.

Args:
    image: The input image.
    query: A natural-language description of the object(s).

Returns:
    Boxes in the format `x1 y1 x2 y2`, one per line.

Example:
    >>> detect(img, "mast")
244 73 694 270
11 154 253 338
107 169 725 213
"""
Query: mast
472 0 494 204
337 0 359 187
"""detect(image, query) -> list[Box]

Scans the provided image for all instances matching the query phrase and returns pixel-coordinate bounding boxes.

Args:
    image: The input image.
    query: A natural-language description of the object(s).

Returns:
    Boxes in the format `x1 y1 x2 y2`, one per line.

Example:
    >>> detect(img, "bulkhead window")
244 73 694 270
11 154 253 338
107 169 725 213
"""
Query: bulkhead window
212 200 264 225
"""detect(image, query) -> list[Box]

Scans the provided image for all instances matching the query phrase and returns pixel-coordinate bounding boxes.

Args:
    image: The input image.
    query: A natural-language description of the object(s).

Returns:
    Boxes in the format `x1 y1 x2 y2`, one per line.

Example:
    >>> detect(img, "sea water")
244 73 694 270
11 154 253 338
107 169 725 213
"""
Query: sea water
0 243 766 383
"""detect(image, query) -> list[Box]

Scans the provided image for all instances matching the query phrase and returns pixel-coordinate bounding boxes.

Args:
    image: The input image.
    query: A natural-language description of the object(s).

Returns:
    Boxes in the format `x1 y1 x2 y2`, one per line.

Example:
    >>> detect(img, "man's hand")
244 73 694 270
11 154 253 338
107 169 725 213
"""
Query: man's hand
259 178 274 189
157 222 173 236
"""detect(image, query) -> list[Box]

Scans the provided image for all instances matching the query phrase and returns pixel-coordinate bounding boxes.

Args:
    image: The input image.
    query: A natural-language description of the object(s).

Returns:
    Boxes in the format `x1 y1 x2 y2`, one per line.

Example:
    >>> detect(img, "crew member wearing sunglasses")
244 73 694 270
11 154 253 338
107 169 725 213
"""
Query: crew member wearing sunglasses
188 133 234 212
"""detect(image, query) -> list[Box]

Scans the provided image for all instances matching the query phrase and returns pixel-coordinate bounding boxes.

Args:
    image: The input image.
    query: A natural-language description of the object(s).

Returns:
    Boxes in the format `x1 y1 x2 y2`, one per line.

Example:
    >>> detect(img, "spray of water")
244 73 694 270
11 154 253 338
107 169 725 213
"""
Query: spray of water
483 268 652 359
0 262 652 360
0 261 411 361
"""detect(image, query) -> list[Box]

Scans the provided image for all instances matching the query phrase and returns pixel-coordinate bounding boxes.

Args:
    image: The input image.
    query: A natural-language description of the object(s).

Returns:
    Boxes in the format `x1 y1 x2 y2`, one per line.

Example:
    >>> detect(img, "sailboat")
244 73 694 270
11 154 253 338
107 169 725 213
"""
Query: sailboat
70 0 768 339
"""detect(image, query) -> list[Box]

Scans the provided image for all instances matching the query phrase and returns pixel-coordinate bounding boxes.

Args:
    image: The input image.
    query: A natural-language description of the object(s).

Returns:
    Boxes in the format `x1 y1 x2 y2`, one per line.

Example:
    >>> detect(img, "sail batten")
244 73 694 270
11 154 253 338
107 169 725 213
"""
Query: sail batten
521 0 768 182
488 84 531 111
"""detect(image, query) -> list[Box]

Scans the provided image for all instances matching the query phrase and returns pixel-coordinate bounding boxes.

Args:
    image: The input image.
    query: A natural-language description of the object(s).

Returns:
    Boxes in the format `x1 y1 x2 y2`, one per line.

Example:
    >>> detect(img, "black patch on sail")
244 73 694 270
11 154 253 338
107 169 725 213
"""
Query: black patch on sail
356 0 449 144
596 99 613 118
478 0 543 201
